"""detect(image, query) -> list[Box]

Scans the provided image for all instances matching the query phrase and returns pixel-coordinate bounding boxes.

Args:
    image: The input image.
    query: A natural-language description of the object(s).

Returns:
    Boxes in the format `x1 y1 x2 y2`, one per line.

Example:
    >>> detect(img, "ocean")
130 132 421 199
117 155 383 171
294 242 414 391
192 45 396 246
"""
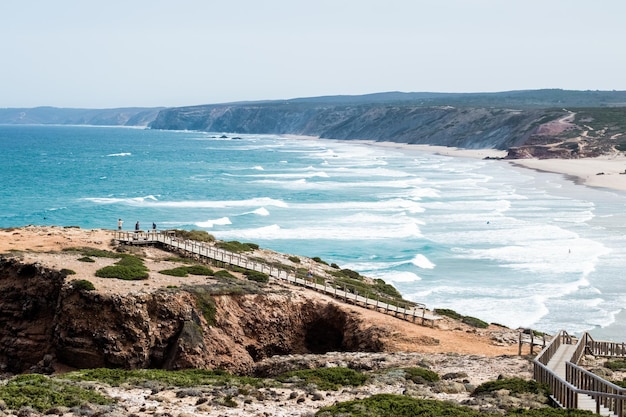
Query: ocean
2 124 626 340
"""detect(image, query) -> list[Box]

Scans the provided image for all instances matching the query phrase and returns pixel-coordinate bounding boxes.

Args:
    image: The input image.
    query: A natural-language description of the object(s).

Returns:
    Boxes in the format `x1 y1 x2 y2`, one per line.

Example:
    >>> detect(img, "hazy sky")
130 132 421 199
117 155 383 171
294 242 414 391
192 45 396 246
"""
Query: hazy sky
2 0 625 108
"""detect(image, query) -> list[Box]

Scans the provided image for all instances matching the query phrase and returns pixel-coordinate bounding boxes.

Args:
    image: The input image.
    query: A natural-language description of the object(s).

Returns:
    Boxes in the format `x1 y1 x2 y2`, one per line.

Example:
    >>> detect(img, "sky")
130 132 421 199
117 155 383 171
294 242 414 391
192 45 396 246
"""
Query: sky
1 0 626 109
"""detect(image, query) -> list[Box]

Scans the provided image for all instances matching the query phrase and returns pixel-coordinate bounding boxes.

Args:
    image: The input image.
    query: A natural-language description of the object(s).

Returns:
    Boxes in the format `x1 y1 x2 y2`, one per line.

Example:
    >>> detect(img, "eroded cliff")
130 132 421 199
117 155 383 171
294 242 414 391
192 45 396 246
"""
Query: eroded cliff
0 257 389 375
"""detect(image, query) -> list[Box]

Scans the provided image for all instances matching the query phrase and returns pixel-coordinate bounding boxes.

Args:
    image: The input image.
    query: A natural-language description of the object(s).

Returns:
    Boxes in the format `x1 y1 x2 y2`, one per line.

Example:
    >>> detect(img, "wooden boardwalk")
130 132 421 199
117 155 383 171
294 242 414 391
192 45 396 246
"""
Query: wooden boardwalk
115 231 442 327
534 330 625 416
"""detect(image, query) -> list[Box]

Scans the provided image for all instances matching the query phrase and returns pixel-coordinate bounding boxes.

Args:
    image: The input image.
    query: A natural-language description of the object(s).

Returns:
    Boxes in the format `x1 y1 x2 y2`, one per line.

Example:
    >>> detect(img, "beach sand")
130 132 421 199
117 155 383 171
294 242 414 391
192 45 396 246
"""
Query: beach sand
369 141 626 191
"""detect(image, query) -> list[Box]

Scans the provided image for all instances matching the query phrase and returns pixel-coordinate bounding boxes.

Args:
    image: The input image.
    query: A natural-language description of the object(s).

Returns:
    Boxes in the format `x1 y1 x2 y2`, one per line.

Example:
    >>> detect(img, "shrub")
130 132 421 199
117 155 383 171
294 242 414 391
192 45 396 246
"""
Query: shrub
216 240 257 253
71 279 95 291
472 377 548 396
605 359 626 371
462 316 489 328
213 270 236 279
0 374 113 412
277 367 367 391
403 367 440 384
244 270 269 283
316 394 482 417
60 268 76 275
77 256 95 263
159 267 189 277
373 279 402 299
288 255 301 263
185 265 214 276
311 256 328 265
434 308 463 320
171 229 215 242
96 254 149 280
63 368 265 388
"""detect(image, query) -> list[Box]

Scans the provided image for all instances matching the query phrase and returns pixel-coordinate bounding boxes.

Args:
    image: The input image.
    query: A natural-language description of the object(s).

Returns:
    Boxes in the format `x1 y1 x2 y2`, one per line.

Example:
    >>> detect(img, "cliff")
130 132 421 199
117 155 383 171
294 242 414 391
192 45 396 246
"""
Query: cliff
0 227 519 375
148 90 626 156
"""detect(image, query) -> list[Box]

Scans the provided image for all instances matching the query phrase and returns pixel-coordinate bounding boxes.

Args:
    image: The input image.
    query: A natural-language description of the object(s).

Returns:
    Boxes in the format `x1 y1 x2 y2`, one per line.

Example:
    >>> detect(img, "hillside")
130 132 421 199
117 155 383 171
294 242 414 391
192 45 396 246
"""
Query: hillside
3 90 626 157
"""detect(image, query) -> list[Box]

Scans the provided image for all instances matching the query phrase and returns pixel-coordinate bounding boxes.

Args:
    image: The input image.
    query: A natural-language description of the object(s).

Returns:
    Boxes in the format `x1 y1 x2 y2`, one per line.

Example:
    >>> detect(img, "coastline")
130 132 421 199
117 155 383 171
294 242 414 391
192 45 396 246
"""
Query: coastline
348 139 626 192
282 135 626 191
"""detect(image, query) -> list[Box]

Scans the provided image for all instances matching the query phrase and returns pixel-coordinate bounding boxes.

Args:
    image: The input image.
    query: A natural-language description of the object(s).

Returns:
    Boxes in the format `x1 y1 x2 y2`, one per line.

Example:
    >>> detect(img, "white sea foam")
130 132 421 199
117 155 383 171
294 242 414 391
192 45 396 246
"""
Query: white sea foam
411 254 436 269
106 152 131 157
195 217 232 228
252 165 264 170
374 270 422 283
83 196 288 209
213 221 423 241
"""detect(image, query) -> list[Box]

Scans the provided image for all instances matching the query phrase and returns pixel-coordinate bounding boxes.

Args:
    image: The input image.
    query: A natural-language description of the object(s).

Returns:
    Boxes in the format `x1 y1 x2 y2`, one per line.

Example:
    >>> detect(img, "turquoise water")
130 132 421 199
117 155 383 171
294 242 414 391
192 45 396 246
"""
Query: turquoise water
2 124 626 339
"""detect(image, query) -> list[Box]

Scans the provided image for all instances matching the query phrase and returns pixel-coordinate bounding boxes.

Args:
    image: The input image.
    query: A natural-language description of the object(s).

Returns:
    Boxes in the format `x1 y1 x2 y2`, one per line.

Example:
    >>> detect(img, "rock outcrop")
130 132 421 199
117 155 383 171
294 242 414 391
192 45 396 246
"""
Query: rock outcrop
0 258 389 374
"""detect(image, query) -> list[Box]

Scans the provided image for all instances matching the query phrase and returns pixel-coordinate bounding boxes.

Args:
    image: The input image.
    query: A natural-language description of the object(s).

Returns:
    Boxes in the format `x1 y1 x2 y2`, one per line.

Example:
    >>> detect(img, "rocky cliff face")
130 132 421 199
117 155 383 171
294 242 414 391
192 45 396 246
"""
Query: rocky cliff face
0 258 388 374
150 104 561 150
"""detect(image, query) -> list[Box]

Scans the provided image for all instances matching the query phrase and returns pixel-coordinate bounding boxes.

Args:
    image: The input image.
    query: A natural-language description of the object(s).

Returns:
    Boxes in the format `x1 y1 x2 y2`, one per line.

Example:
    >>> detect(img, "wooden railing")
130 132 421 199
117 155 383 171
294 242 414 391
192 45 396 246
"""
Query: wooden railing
534 330 626 415
114 231 442 327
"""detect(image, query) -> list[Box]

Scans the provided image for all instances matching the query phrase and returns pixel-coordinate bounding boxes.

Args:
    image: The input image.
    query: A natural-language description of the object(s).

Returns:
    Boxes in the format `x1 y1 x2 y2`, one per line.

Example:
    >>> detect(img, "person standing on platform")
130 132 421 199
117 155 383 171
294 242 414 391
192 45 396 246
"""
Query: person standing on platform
118 218 123 230
135 221 140 232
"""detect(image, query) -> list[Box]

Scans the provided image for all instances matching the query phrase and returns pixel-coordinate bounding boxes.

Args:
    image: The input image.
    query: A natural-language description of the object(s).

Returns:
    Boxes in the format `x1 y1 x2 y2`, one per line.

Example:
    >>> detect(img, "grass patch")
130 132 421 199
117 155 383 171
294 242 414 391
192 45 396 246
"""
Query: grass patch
62 368 268 388
95 254 149 280
277 367 367 391
0 374 114 412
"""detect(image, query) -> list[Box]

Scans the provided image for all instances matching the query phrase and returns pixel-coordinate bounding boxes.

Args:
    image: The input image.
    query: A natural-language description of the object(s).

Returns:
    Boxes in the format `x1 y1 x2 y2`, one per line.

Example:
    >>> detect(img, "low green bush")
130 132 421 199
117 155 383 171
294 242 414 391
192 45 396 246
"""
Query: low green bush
288 255 301 263
605 359 626 370
95 254 148 280
63 368 266 388
0 374 113 412
434 308 463 320
472 377 548 396
171 229 215 242
403 367 440 384
213 270 236 279
60 268 76 275
462 316 489 328
159 267 189 277
277 367 367 391
216 240 257 253
77 256 95 263
244 270 269 283
71 279 95 291
185 265 214 275
316 394 482 417
311 256 329 265
316 394 592 417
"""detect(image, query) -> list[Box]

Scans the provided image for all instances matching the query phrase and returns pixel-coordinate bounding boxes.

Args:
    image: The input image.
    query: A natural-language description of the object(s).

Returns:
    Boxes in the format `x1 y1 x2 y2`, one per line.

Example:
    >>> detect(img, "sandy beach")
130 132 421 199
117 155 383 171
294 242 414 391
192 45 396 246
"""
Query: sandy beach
358 140 626 192
284 135 626 191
